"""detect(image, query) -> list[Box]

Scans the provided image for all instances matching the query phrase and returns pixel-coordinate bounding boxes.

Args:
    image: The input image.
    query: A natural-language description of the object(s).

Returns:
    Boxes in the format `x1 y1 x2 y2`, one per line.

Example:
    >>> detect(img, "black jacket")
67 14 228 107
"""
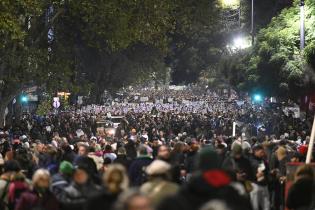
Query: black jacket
287 178 314 210
60 181 102 210
128 156 152 186
157 172 252 210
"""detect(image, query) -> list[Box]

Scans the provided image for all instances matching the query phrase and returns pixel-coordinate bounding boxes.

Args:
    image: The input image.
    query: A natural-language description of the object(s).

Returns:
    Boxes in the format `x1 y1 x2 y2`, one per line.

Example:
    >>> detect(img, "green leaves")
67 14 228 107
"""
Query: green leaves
233 0 315 97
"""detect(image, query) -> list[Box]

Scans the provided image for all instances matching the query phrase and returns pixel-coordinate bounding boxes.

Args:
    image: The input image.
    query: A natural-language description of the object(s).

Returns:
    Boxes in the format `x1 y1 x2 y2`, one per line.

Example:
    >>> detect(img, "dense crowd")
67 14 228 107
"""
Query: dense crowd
0 88 314 210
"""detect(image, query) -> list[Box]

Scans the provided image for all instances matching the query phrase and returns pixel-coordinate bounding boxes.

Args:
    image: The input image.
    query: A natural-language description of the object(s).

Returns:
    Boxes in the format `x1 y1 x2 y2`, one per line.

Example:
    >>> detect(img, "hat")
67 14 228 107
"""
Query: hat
59 161 74 175
146 160 171 176
195 147 220 172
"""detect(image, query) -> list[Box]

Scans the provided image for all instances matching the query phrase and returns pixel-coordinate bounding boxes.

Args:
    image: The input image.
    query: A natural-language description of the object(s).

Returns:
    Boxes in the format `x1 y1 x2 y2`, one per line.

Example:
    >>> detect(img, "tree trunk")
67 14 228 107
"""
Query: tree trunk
0 96 14 128
0 103 6 128
0 87 23 128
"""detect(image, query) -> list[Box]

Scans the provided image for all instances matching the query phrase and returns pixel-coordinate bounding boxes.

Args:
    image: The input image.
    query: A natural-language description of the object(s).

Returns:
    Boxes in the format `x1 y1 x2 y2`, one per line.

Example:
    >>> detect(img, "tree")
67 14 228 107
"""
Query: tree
238 0 315 98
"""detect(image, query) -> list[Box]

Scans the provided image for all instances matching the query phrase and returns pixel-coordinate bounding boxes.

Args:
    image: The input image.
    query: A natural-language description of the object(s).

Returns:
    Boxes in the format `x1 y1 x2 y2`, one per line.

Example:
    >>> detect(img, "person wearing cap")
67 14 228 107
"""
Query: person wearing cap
140 160 179 207
156 147 252 210
59 156 102 210
51 161 74 200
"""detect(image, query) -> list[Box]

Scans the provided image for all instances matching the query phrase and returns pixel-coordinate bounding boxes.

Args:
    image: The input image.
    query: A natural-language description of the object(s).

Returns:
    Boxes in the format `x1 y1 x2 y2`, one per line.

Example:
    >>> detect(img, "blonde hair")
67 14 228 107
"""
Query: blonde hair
32 169 50 186
103 164 129 194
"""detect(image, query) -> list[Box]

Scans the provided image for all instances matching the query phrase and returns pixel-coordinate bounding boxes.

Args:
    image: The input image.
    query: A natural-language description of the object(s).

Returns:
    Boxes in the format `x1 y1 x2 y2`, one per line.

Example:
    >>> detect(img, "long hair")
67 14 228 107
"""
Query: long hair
103 164 129 194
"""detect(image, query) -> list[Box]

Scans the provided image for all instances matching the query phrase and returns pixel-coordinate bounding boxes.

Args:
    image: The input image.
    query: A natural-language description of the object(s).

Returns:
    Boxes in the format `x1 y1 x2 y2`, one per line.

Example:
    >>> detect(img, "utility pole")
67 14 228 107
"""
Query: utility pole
251 0 254 45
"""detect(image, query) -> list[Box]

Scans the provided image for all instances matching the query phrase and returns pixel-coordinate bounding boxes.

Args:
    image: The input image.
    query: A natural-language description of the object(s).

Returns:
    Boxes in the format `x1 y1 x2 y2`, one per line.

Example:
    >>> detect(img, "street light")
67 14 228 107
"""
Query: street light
253 94 263 103
21 95 28 103
233 36 246 49
221 0 239 8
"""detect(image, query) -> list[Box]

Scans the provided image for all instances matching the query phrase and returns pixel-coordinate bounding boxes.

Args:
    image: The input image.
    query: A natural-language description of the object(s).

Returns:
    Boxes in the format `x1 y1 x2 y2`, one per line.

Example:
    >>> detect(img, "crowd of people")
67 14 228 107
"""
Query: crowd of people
0 87 314 210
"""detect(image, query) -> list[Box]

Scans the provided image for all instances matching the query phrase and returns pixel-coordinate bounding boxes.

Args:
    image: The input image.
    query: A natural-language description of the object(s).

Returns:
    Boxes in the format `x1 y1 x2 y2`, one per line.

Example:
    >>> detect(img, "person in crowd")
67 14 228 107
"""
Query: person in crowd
156 147 252 210
104 145 117 162
86 164 128 210
140 160 179 206
59 156 102 210
286 164 315 210
114 147 131 170
51 161 74 200
104 164 129 195
113 189 153 210
249 145 270 210
128 145 153 186
0 160 28 210
222 144 254 194
77 144 89 157
15 169 59 210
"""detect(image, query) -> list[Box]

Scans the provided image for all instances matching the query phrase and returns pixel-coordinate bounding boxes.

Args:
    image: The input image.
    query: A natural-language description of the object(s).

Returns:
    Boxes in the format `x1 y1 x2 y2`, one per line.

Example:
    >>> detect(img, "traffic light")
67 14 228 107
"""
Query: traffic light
21 95 28 103
253 94 263 102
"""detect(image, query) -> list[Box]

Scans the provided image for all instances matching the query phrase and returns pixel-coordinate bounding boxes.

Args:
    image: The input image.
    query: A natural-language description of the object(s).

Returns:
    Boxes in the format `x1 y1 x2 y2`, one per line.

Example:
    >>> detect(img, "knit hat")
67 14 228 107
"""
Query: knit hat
146 160 171 176
195 147 220 172
59 161 74 175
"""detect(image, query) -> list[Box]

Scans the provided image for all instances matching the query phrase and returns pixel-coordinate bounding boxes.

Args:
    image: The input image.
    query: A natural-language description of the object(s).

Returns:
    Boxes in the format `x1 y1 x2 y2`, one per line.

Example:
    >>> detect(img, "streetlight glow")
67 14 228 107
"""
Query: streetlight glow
21 96 28 103
233 37 245 49
220 0 239 8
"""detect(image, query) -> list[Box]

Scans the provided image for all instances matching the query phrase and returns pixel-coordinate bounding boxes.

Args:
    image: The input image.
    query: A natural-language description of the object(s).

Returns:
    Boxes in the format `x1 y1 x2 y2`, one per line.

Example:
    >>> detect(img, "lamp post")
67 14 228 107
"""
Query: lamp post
300 0 305 50
251 0 254 45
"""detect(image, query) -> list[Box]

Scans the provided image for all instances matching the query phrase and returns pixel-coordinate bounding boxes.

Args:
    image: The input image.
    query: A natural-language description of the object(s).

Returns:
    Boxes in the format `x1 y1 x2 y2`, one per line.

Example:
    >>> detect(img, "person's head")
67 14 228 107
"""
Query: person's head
215 144 226 155
105 144 113 152
36 142 44 153
59 161 74 177
32 169 50 190
195 147 220 172
78 144 89 156
157 145 170 160
103 164 129 194
146 160 171 180
231 144 243 159
253 145 265 159
172 142 184 153
137 145 149 157
117 147 127 156
74 156 97 185
114 190 152 210
295 164 314 181
200 199 232 210
3 160 21 173
73 168 89 185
